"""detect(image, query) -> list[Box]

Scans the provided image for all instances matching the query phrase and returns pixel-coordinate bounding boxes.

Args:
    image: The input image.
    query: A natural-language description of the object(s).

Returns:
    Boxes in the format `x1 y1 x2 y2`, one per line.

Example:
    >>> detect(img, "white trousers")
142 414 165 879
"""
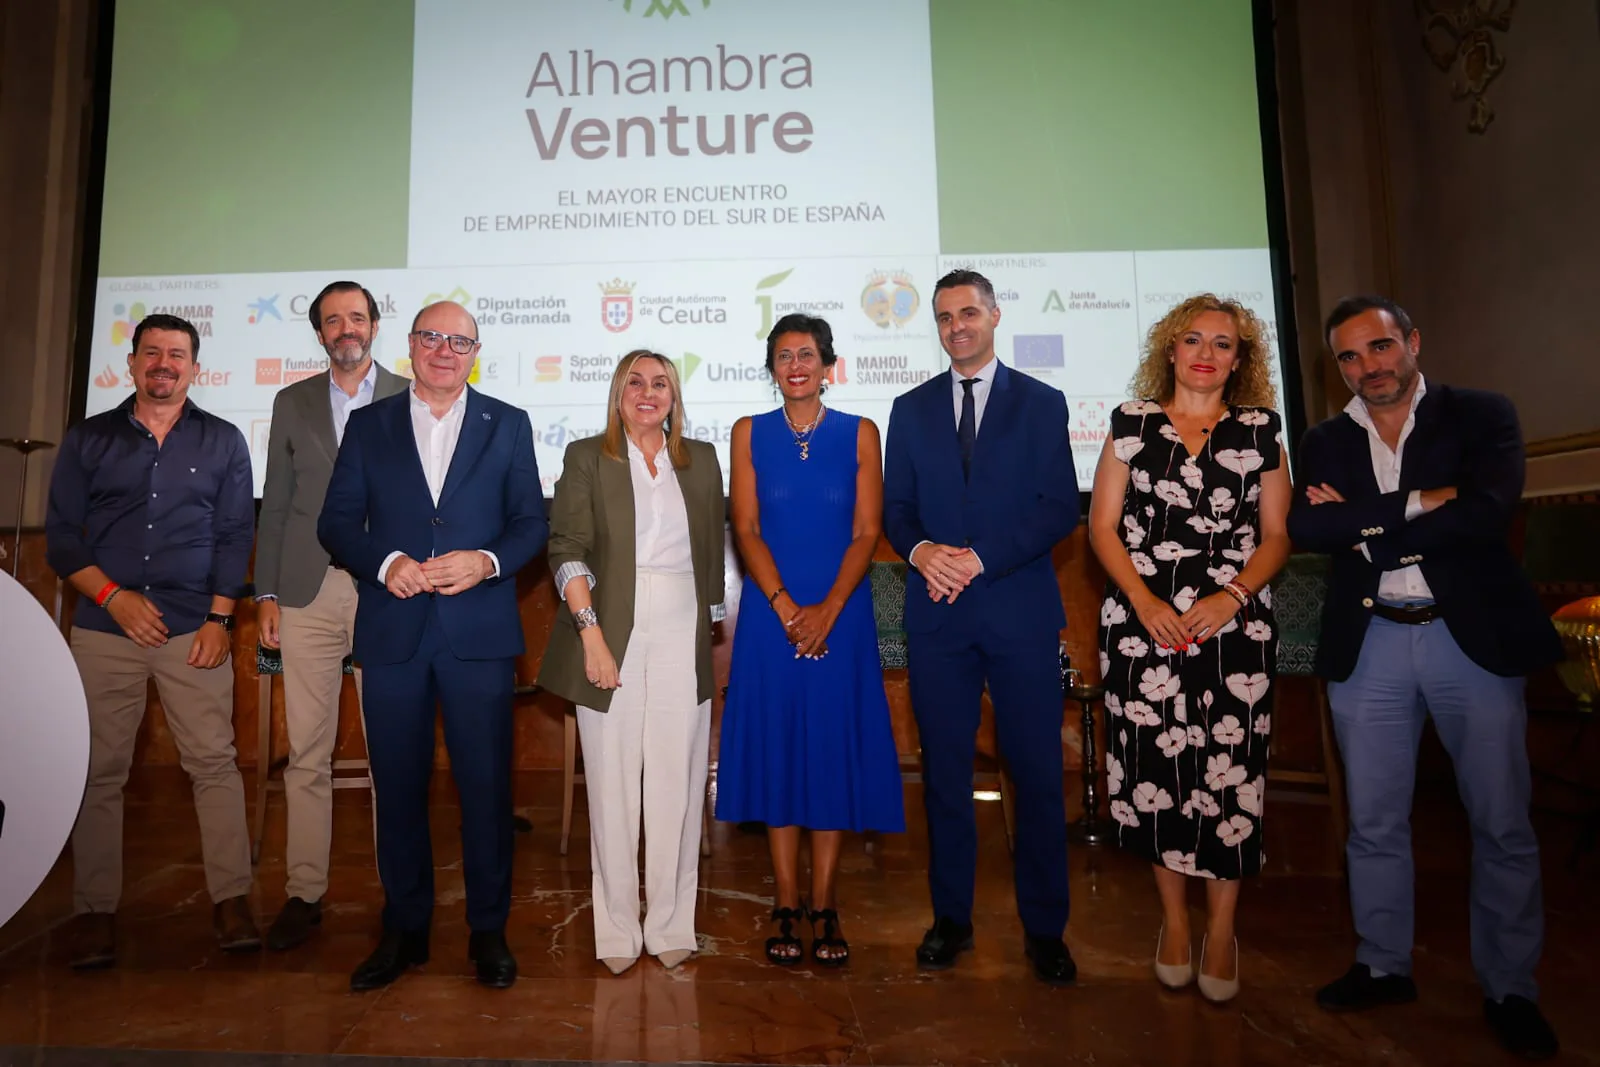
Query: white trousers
577 570 710 960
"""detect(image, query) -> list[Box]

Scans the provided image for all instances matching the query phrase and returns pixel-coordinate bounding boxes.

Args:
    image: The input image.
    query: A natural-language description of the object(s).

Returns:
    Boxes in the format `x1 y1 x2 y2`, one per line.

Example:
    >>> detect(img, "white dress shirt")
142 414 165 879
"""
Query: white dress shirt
377 385 498 583
909 357 1001 574
626 436 694 574
329 360 378 445
1345 375 1431 602
949 356 998 434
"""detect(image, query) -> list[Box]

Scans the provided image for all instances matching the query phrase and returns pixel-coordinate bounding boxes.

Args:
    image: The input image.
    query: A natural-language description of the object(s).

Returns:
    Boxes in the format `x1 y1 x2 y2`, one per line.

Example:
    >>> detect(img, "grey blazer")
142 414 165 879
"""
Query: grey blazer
255 364 408 607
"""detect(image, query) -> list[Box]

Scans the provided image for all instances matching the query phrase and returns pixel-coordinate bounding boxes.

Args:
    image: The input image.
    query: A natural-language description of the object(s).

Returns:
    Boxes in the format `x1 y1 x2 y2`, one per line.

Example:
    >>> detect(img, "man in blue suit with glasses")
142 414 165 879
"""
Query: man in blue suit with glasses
319 301 546 992
884 269 1080 985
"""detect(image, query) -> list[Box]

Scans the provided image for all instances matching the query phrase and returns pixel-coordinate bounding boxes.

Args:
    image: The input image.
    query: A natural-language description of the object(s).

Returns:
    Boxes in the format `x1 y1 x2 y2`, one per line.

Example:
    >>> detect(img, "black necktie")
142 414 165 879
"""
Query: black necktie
958 377 977 480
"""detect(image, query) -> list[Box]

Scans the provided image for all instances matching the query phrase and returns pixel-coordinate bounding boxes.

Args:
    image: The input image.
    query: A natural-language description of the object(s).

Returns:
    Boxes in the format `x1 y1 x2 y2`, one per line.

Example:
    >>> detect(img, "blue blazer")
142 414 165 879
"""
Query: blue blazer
883 360 1079 638
1286 383 1560 680
318 387 549 665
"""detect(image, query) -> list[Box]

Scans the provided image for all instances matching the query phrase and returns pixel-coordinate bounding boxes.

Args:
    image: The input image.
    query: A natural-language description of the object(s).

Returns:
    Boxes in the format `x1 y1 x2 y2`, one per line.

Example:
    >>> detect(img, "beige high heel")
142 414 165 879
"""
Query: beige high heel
1154 925 1195 990
601 956 638 975
1196 936 1240 1003
656 948 693 970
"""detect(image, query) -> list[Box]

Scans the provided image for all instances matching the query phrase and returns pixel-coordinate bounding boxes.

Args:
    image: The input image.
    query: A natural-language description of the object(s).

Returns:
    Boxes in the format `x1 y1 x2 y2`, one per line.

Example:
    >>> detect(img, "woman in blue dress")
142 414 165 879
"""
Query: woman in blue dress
717 313 905 967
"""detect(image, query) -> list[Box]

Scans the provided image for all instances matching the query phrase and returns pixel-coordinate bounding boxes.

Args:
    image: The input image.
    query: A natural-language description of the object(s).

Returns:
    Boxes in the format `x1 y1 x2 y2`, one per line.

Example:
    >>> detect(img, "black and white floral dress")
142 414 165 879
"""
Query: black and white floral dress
1099 401 1281 880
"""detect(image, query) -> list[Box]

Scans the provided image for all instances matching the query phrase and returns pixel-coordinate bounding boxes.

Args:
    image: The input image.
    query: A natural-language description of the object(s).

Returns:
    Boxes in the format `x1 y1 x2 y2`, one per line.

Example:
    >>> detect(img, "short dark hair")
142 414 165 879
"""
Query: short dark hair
130 314 200 359
1323 294 1415 348
308 280 380 332
933 268 997 309
764 313 837 374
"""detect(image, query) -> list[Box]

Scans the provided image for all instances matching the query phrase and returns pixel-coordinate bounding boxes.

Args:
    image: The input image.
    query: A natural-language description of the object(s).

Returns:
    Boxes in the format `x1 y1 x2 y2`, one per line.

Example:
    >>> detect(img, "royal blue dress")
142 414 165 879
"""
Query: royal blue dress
716 408 906 832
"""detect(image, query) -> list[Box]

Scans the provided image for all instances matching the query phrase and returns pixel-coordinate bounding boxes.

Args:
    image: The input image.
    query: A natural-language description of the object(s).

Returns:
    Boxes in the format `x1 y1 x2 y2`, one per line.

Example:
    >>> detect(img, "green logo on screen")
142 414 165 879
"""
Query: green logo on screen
615 0 712 18
753 268 794 339
672 352 704 382
424 287 473 307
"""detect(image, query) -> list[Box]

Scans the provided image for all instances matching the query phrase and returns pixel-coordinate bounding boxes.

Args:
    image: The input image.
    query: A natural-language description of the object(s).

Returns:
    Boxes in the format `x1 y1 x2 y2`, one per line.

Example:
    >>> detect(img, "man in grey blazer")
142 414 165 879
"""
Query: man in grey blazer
255 280 407 950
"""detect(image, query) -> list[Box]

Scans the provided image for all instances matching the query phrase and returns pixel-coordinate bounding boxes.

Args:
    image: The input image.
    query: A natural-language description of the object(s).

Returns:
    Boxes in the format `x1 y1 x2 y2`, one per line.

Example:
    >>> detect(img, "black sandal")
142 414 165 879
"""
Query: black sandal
765 906 804 966
808 906 849 967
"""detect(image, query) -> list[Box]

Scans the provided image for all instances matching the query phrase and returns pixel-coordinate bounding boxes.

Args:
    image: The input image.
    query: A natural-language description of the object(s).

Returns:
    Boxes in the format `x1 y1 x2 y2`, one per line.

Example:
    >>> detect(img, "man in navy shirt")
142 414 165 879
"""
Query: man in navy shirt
46 313 259 969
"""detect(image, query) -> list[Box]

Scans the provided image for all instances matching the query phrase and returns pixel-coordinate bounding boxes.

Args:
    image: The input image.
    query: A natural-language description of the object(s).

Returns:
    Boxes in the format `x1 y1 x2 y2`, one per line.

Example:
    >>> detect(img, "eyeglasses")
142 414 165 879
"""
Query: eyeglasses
411 330 480 355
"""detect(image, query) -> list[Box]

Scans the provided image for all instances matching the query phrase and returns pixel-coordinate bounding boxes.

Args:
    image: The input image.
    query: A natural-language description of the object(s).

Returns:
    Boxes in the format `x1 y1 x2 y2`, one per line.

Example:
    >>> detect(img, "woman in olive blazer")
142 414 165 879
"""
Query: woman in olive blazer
537 350 725 975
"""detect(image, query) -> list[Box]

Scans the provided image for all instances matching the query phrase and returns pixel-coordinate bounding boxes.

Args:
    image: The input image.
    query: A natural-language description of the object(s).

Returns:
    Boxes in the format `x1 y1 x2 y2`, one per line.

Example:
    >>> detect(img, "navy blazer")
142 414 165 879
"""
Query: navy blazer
883 360 1079 638
1286 383 1559 681
317 387 548 665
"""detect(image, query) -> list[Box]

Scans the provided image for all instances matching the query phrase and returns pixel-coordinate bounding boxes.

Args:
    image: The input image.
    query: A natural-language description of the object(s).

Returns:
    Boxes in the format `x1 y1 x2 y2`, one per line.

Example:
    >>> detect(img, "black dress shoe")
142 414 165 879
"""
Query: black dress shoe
1315 963 1418 1012
1024 934 1077 986
265 897 322 952
915 917 974 970
1484 995 1559 1060
469 930 518 989
350 929 429 992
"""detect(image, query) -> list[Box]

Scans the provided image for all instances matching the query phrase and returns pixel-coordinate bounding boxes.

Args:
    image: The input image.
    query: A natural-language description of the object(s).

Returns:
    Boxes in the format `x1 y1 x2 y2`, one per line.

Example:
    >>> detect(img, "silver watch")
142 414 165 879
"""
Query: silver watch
573 606 599 632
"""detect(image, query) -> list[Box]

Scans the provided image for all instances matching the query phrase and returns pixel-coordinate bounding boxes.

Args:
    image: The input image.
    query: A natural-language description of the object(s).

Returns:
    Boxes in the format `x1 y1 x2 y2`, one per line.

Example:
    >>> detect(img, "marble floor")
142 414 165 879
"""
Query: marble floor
0 766 1595 1067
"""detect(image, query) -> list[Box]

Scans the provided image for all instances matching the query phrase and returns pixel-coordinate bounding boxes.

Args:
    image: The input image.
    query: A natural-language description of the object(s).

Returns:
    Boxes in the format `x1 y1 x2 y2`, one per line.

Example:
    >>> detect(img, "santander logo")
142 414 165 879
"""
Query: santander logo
94 366 122 388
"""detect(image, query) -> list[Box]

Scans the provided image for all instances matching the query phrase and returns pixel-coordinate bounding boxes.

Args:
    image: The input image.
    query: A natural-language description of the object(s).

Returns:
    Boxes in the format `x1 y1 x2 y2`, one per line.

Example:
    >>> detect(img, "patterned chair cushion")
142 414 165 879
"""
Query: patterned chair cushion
870 561 909 670
256 645 355 676
1273 553 1330 678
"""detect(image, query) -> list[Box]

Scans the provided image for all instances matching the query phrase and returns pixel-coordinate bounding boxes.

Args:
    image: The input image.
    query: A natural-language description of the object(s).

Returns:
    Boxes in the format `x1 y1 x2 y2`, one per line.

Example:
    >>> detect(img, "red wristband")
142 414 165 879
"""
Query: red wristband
94 580 120 607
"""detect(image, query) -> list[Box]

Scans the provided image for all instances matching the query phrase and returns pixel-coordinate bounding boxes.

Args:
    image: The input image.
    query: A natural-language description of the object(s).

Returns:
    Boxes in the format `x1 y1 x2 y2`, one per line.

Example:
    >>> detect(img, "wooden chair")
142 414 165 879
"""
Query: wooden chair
251 645 371 865
1269 553 1348 856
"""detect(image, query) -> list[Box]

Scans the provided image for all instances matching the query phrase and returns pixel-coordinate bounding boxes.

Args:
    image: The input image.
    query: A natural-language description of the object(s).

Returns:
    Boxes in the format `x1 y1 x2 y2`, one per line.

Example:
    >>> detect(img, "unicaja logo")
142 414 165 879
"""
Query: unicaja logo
600 279 636 333
614 0 711 18
672 352 703 382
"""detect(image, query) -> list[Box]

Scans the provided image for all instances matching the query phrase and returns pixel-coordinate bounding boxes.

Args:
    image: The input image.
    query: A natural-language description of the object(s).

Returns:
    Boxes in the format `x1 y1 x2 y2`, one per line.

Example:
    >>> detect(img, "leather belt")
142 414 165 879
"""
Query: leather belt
1371 602 1440 625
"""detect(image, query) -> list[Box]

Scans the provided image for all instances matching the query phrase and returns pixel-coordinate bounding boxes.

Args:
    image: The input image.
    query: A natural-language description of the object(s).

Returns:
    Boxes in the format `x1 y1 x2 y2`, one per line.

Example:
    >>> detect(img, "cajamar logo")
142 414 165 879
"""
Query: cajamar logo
614 0 711 18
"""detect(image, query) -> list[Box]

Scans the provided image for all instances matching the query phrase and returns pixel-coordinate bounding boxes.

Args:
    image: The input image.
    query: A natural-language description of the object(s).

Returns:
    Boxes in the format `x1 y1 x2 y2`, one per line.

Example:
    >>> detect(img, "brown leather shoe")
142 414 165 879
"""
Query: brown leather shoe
68 912 116 970
213 896 262 952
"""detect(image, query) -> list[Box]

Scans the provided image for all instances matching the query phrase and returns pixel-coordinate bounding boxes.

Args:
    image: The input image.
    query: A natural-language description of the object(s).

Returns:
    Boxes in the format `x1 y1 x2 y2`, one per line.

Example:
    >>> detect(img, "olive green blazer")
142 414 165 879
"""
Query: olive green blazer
537 434 725 711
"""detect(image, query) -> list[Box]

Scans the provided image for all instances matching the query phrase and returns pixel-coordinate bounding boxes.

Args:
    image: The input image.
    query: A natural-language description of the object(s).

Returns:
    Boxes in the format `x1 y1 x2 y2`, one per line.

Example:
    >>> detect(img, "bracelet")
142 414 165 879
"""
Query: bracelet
768 586 787 607
102 588 124 610
94 580 120 607
1222 581 1250 607
573 606 599 632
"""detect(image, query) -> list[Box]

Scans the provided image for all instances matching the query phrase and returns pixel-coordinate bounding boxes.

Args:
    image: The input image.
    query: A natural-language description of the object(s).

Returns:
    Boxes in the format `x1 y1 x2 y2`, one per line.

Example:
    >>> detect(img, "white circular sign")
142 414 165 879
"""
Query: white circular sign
0 571 89 929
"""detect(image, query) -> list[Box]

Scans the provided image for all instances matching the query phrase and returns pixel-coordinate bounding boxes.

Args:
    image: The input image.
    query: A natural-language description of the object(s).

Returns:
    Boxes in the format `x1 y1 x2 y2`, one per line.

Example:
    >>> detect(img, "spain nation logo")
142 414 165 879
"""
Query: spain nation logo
599 279 635 333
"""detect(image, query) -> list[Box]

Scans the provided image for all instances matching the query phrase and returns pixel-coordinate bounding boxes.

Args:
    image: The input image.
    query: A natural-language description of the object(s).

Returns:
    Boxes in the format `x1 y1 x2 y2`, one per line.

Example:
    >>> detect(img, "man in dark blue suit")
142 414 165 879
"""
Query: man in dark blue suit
1288 295 1560 1060
319 301 547 991
884 269 1080 985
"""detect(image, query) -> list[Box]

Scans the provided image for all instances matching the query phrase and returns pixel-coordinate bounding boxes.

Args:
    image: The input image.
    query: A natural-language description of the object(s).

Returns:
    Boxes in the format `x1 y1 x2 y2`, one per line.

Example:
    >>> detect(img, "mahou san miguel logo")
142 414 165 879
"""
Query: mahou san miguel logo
600 279 635 333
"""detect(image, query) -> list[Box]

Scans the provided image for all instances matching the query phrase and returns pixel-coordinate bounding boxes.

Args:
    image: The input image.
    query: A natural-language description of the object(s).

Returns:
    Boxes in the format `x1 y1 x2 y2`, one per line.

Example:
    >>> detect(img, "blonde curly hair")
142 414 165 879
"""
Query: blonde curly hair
1128 294 1277 408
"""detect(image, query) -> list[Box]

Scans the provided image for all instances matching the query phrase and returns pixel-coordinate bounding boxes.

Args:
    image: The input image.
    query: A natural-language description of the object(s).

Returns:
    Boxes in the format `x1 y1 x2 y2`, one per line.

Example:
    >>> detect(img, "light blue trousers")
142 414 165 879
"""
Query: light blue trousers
1328 616 1543 1002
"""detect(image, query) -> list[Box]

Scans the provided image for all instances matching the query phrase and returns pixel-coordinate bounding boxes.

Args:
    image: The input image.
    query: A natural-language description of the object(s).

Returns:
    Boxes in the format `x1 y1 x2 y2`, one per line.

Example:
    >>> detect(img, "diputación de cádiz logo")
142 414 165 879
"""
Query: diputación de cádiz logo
614 0 711 19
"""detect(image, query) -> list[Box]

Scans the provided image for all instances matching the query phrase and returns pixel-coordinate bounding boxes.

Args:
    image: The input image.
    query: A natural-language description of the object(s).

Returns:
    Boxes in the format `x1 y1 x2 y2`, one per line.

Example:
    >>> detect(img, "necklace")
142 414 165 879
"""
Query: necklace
783 403 826 461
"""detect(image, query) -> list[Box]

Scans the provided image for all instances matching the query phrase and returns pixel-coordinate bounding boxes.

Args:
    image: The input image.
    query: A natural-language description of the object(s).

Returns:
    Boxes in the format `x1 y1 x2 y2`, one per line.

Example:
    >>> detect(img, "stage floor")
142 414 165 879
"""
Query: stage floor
0 768 1594 1067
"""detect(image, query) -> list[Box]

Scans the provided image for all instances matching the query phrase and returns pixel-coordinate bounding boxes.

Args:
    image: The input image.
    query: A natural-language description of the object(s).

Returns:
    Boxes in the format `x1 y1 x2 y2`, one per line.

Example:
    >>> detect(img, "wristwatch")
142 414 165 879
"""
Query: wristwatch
205 612 235 632
573 606 599 632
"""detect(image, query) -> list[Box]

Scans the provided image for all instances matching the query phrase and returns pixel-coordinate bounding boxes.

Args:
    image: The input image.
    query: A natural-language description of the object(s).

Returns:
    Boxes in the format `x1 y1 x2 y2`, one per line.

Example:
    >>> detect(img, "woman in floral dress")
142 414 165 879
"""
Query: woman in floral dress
1087 294 1291 1003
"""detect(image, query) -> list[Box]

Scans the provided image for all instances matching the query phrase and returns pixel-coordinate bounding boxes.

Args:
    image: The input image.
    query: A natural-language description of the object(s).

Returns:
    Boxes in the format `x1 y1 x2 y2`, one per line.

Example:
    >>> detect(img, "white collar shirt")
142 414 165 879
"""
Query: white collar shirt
950 357 999 435
1344 375 1432 603
410 384 469 507
627 435 693 574
329 361 378 446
